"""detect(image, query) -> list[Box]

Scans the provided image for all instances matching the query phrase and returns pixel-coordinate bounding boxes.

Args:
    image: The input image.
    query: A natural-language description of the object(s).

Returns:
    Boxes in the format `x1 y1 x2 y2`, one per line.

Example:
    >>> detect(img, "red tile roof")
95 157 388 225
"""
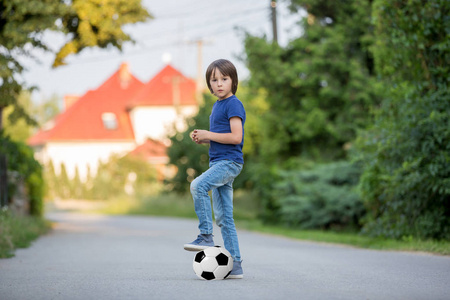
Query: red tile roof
128 64 197 108
29 63 143 145
28 63 196 146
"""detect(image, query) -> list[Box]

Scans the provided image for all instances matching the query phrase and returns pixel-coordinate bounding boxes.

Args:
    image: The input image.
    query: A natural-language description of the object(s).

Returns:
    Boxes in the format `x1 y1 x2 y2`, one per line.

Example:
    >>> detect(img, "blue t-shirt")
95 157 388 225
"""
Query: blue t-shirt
209 95 246 164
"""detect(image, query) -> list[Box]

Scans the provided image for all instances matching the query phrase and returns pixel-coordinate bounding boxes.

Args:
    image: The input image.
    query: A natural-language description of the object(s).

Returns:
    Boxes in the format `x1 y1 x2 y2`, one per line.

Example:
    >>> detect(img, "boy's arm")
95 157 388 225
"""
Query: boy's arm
193 117 243 145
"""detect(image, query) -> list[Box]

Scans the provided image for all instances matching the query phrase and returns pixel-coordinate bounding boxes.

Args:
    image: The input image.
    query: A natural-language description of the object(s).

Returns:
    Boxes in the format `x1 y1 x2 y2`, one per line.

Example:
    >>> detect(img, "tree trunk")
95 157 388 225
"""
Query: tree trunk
0 106 3 131
0 154 8 207
0 106 8 207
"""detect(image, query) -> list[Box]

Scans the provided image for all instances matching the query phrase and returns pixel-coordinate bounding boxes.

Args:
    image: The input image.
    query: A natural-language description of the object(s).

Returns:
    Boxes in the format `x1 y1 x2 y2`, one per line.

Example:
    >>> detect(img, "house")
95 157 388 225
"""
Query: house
28 63 198 180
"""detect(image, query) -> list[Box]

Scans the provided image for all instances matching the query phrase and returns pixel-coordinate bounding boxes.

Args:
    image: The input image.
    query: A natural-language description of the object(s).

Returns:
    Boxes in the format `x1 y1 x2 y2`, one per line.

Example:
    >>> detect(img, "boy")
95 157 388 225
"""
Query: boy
183 59 246 279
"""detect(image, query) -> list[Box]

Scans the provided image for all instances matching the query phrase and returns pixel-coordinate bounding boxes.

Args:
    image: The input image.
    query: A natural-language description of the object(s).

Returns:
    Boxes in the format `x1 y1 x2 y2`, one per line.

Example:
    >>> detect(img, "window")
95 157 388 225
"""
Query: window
102 112 118 130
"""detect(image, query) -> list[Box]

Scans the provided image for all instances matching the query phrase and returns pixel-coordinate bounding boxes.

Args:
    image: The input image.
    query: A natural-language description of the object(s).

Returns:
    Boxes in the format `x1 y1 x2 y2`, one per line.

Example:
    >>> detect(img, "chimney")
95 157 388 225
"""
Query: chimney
119 62 131 89
64 94 80 110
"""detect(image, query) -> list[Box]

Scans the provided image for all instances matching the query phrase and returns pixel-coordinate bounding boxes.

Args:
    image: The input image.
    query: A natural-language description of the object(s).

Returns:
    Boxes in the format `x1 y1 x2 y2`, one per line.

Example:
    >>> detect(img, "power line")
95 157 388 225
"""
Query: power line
59 2 288 66
66 8 270 65
138 10 267 48
135 6 267 40
149 1 266 20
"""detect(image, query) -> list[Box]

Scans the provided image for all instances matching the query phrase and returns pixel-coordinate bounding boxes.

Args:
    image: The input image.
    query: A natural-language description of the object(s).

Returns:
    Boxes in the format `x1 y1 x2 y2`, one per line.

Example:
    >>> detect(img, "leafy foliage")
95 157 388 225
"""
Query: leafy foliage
243 0 380 226
1 92 34 143
0 0 151 216
0 0 151 126
0 92 59 143
271 161 364 230
0 134 44 216
356 0 450 239
0 0 66 125
54 0 151 67
244 0 380 165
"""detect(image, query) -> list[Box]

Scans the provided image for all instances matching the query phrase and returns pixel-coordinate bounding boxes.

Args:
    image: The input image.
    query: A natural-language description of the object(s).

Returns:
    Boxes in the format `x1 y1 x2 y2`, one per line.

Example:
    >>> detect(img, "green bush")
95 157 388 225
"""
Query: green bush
0 133 44 216
356 0 450 239
358 87 450 239
272 161 364 230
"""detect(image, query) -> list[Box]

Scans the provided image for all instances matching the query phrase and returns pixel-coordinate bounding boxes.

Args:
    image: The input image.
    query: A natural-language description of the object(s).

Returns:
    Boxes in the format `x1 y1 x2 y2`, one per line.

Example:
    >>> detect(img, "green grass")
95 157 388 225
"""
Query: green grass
237 220 450 255
0 210 51 258
83 191 450 256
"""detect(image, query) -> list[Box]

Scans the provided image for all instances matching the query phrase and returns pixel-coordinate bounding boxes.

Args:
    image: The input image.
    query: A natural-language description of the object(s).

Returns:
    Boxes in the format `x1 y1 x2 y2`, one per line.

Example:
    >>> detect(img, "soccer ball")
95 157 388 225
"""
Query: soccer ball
193 246 233 280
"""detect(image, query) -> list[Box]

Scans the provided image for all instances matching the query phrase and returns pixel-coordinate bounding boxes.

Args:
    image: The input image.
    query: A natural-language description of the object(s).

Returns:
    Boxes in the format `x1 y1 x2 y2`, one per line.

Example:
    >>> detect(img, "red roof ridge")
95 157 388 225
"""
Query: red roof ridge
128 64 197 108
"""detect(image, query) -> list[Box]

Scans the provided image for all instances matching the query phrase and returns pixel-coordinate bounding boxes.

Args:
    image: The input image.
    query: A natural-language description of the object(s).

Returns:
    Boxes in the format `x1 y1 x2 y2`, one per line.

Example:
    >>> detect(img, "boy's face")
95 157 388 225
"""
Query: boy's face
209 68 233 100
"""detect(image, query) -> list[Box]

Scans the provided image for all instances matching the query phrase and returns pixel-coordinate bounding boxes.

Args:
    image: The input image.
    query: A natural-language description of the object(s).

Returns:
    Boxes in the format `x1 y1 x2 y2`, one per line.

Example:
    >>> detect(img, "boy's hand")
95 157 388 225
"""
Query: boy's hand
192 129 210 144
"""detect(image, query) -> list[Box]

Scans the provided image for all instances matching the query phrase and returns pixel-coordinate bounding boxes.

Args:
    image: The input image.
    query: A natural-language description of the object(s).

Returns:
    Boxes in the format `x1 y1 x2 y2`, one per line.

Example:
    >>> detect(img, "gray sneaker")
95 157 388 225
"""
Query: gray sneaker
227 260 243 279
183 234 214 251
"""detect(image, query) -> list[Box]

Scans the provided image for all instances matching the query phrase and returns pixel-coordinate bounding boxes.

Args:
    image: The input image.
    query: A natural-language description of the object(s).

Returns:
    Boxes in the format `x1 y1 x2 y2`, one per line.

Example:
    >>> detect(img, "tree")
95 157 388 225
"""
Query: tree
0 0 151 213
244 0 380 166
43 160 57 200
58 163 71 199
0 0 151 129
356 0 450 239
1 92 34 143
0 0 64 129
243 0 381 223
1 92 60 143
54 0 151 67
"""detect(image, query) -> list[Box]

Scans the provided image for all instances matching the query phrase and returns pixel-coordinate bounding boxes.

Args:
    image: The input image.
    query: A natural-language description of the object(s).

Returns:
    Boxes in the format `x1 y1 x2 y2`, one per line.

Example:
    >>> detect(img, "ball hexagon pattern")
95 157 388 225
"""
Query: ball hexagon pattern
193 246 233 280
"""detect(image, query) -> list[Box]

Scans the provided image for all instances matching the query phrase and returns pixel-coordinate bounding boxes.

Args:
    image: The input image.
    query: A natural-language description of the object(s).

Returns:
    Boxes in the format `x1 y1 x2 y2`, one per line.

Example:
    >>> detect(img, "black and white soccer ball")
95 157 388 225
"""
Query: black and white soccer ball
193 246 233 280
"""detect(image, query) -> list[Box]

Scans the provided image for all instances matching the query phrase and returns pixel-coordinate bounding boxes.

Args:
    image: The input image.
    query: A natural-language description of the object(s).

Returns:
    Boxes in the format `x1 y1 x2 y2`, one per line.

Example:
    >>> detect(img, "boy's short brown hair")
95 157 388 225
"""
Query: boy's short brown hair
205 59 238 95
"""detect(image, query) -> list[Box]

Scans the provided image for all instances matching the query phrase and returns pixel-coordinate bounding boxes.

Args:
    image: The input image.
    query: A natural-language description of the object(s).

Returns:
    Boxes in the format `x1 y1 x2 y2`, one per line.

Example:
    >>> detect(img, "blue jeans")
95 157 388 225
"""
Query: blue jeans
190 159 243 262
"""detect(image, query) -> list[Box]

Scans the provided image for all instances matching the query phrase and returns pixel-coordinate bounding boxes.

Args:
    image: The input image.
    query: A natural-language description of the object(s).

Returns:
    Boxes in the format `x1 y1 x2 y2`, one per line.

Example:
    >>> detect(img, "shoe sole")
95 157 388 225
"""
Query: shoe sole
227 274 244 279
183 244 211 251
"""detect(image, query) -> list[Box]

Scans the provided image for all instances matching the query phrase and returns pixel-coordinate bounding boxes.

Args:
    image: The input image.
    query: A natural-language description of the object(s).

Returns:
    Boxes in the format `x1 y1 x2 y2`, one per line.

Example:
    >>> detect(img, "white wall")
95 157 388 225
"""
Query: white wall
39 141 136 180
130 105 198 144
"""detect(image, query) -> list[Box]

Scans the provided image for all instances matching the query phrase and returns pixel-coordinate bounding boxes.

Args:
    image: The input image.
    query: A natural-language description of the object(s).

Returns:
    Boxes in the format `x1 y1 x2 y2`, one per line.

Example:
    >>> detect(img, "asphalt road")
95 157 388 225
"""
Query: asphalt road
0 212 449 300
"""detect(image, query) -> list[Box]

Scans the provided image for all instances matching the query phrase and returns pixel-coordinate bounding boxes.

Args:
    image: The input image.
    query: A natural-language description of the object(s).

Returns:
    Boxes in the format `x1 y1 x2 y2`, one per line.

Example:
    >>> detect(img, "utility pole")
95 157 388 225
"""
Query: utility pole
169 76 183 116
271 1 278 44
163 75 184 132
188 38 212 105
195 39 204 99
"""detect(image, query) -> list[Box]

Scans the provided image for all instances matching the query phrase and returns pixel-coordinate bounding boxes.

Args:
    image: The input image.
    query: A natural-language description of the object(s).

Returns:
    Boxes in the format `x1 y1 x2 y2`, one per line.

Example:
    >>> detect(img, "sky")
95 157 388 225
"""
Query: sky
21 0 305 104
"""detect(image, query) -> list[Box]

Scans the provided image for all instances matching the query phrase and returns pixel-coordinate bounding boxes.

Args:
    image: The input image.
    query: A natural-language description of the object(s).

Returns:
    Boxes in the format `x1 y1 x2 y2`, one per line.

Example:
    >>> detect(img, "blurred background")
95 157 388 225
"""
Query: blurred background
22 0 303 101
1 0 448 257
